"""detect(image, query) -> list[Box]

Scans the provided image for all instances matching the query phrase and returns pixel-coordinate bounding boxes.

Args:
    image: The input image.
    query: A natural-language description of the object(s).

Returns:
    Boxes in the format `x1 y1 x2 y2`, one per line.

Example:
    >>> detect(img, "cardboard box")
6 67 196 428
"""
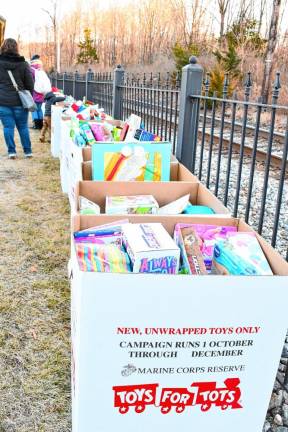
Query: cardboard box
59 120 74 194
75 181 228 215
51 105 64 158
82 158 189 182
122 223 180 273
70 214 288 432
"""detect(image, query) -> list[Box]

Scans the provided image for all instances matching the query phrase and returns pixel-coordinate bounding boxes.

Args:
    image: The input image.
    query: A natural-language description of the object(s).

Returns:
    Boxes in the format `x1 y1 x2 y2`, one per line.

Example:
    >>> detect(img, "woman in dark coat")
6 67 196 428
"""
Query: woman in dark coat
0 38 34 158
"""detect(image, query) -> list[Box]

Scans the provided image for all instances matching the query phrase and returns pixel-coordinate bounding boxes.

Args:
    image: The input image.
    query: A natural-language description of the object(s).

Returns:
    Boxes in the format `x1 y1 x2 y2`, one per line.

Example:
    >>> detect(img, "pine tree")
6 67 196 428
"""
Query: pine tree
77 28 99 64
172 42 200 75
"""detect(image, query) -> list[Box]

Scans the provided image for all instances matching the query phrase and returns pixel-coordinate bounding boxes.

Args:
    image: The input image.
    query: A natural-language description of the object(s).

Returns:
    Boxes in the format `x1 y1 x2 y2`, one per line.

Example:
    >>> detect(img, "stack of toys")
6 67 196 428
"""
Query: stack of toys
80 193 215 216
74 221 272 276
174 223 272 276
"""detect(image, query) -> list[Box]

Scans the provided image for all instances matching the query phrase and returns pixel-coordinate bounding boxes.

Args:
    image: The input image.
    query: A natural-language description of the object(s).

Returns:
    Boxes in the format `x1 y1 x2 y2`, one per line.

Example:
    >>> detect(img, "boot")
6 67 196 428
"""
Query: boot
39 123 47 142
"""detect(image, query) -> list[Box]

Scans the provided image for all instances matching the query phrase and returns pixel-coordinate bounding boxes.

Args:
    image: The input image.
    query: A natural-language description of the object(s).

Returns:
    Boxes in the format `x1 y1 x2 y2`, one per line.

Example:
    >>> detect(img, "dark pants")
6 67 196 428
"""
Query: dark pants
0 105 32 155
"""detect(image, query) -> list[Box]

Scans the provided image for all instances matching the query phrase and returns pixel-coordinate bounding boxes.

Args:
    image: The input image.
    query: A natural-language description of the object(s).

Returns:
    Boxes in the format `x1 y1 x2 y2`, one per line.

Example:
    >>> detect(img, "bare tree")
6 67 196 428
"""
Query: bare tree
258 0 267 33
261 0 282 103
42 0 58 71
217 0 230 47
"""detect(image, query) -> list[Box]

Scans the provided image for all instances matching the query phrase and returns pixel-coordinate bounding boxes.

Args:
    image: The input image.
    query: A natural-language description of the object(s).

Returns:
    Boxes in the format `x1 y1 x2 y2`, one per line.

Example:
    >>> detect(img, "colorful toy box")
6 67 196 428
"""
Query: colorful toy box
122 223 180 273
213 232 273 275
106 195 159 215
92 142 172 181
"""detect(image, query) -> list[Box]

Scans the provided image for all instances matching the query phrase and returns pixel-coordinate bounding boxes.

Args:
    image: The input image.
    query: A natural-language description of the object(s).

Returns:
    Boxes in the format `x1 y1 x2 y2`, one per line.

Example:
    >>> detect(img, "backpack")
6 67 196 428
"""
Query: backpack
34 69 52 94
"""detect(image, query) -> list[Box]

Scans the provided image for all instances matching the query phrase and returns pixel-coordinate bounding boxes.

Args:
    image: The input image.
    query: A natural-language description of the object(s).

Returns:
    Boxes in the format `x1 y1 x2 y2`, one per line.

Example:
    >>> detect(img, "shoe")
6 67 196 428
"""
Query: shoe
8 153 17 159
24 153 33 158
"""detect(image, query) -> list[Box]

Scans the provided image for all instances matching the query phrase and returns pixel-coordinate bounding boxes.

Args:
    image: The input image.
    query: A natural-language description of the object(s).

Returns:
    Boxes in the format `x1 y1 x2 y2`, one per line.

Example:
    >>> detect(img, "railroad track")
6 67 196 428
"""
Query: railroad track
198 129 286 170
97 97 288 169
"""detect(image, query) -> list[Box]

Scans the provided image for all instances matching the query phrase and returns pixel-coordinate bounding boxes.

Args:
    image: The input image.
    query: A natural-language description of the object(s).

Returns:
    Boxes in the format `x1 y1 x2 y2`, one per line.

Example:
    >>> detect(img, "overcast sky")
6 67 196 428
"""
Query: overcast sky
2 0 288 41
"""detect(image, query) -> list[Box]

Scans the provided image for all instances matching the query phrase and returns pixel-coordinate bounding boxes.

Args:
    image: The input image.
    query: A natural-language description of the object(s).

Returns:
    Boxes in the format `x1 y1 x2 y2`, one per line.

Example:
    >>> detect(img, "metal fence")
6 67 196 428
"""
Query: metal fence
50 60 288 262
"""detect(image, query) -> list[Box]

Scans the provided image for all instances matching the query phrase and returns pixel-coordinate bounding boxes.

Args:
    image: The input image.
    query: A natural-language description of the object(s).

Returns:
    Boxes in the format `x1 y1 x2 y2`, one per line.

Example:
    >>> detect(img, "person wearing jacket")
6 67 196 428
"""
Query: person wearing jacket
30 55 44 130
0 38 34 158
40 90 65 143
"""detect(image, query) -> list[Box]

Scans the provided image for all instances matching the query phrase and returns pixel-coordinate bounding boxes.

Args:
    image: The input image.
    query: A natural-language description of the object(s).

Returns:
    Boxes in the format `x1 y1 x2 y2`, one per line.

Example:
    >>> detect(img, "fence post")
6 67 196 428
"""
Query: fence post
176 56 203 171
63 72 66 94
112 65 124 120
85 68 92 100
73 71 78 99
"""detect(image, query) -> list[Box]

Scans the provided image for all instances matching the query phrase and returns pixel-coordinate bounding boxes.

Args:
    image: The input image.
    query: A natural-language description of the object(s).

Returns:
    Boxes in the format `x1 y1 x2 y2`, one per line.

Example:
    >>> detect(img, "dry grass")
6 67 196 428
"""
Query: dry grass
0 128 70 432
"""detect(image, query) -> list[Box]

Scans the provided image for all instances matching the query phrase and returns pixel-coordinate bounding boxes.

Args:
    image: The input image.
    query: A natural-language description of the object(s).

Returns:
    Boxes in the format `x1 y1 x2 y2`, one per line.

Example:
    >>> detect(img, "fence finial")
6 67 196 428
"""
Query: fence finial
274 71 281 90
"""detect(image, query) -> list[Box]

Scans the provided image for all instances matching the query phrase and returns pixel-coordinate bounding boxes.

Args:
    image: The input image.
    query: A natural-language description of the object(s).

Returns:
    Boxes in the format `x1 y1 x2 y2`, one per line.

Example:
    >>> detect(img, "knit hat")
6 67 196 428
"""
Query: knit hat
31 54 40 61
30 59 43 67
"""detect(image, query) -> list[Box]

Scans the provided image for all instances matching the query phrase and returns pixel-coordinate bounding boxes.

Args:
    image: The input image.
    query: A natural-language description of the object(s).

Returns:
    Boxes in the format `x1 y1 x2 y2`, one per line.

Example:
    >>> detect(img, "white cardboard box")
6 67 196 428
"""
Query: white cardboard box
51 105 64 158
70 215 288 432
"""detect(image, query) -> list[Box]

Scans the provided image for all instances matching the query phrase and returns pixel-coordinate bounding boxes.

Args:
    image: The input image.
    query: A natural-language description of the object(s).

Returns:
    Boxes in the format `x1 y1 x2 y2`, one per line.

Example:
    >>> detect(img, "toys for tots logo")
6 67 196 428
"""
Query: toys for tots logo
112 378 242 414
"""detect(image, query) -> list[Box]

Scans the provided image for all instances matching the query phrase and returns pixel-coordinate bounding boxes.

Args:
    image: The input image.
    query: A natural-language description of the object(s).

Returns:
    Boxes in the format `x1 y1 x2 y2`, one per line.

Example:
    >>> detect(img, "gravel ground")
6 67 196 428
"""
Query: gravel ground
193 142 288 259
0 129 70 432
192 140 288 431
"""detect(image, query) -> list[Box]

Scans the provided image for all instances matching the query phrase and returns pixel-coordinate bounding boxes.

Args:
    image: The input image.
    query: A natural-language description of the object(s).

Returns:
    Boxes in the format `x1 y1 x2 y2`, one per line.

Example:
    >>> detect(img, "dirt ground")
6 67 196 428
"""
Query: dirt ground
0 128 71 432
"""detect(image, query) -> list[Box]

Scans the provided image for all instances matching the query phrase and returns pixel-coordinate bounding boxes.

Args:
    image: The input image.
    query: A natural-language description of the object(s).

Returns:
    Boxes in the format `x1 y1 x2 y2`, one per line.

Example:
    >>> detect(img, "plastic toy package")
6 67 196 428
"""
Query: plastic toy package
74 221 129 272
90 122 113 142
92 142 171 181
80 122 96 145
183 203 215 215
76 243 131 273
174 224 237 273
106 195 159 215
212 232 273 275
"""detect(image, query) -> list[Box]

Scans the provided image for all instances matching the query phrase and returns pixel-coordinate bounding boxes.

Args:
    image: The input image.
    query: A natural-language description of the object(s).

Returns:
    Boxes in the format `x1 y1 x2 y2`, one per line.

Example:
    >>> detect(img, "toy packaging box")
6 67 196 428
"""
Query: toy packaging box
92 141 172 181
123 114 142 141
213 232 273 275
106 195 159 215
177 226 207 275
122 223 180 273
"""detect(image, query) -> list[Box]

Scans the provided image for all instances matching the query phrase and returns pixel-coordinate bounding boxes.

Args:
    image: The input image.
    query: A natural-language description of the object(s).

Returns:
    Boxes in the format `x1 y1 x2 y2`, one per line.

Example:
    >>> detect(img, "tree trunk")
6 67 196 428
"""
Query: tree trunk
261 0 281 104
220 13 225 47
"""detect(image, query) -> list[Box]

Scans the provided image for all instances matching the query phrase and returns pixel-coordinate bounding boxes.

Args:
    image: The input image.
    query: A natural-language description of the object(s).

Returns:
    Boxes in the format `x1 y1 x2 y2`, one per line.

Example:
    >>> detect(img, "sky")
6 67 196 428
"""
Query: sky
1 0 288 42
1 0 74 39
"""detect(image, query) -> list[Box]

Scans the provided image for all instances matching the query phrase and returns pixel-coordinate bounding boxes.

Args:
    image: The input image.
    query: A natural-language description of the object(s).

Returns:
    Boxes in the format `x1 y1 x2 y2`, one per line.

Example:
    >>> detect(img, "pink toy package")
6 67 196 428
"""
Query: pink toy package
90 123 112 141
174 223 237 272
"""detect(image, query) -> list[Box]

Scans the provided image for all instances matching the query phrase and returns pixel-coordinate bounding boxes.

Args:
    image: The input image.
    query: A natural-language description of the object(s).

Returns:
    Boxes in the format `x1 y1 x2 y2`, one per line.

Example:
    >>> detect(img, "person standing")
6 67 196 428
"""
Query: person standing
30 54 44 130
0 38 34 158
40 90 65 143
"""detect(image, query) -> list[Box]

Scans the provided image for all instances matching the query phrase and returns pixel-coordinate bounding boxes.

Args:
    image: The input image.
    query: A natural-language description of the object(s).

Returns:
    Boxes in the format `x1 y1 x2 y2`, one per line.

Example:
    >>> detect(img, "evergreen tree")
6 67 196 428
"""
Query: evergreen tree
172 42 200 75
77 28 99 64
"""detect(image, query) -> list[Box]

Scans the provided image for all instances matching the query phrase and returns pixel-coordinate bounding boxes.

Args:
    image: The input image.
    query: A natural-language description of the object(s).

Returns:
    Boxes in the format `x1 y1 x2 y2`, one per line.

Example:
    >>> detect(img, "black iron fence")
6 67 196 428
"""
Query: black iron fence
50 60 288 261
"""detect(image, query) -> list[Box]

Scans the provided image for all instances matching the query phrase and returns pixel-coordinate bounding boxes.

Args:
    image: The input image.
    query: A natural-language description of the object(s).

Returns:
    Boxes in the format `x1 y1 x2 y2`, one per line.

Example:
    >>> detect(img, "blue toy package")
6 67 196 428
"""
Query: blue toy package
212 232 273 275
183 203 215 215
